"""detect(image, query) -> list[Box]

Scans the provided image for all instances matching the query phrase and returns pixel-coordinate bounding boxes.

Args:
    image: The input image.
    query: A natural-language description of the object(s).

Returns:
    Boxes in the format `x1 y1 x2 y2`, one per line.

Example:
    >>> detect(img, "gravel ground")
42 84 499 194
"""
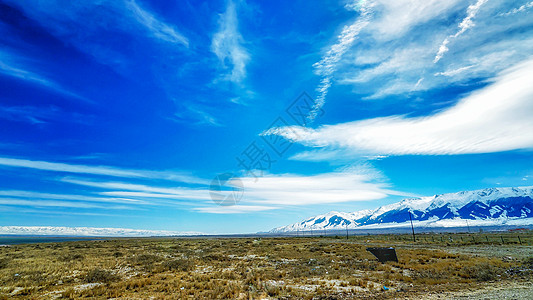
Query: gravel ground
440 245 533 260
418 281 533 299
390 244 533 260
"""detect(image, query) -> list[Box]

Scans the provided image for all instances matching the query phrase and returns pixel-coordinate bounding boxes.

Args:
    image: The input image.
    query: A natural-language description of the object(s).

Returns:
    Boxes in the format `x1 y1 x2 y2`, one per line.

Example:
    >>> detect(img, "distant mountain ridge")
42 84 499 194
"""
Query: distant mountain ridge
0 226 202 237
270 186 533 233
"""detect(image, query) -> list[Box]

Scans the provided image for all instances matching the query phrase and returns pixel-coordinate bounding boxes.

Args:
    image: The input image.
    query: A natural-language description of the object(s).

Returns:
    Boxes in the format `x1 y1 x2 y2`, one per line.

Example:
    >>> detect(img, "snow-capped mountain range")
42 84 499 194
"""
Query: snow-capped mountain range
0 226 202 237
270 186 533 233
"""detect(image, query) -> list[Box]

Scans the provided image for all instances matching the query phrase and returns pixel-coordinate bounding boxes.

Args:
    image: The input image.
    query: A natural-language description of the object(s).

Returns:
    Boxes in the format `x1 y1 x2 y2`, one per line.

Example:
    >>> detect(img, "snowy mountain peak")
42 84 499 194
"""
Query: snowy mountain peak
270 186 533 233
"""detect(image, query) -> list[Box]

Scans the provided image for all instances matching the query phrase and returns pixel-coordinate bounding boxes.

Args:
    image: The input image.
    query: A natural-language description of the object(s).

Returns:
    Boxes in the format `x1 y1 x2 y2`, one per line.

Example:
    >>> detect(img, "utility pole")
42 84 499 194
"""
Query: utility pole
345 223 349 240
409 211 416 242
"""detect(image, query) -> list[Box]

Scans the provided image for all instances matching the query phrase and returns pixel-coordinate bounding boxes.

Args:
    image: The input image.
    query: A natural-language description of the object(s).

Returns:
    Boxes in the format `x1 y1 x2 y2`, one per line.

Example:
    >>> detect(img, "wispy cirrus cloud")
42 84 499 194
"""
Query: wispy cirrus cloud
0 190 142 204
0 197 133 210
193 205 277 214
308 0 466 115
265 58 533 156
3 0 188 72
211 0 250 84
500 1 533 16
0 49 87 101
0 163 211 213
55 165 406 213
434 0 488 63
60 177 274 214
125 0 188 47
369 0 461 39
309 1 372 121
0 157 207 184
170 103 222 127
0 105 47 125
61 177 212 201
0 154 408 214
333 1 533 99
0 105 95 125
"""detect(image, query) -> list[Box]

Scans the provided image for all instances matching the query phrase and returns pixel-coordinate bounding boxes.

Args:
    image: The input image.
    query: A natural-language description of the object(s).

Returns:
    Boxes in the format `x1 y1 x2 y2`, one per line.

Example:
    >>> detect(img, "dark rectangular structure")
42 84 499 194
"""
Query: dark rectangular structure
366 247 398 263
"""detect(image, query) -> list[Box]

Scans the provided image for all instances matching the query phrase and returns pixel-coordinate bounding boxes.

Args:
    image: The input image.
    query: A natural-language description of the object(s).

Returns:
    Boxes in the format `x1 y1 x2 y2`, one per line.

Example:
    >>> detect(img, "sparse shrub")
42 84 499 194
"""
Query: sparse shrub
0 257 10 269
60 253 84 262
128 253 162 270
15 287 35 296
264 282 280 296
78 284 107 297
523 256 533 268
60 288 75 299
201 253 227 261
85 268 120 283
161 258 194 272
27 271 48 285
461 264 502 281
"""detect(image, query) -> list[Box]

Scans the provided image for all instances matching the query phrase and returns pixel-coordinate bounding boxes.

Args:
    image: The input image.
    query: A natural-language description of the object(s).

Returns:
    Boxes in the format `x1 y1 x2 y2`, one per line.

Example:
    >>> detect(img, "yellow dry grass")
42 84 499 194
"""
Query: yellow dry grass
0 232 531 299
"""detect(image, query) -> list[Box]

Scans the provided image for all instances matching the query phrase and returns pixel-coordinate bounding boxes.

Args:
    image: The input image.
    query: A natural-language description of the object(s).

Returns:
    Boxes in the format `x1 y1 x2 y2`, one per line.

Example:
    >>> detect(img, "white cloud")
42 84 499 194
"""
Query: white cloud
232 167 410 206
436 50 519 82
100 191 194 199
211 0 250 84
339 18 533 98
187 165 413 214
322 1 533 100
0 157 409 214
434 0 488 63
343 46 430 84
434 65 474 77
0 157 206 184
59 169 406 213
193 205 277 214
125 0 189 46
308 0 464 110
58 172 400 213
264 58 533 156
370 0 462 39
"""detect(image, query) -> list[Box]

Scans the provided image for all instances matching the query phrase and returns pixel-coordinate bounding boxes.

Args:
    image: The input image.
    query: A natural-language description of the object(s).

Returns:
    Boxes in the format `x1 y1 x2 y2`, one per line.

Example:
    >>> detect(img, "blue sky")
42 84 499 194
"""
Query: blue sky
1 0 533 234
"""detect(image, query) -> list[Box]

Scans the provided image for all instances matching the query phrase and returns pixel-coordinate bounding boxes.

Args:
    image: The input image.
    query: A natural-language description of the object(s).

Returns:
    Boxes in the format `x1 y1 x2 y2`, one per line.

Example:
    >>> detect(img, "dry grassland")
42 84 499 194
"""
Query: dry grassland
0 232 531 299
